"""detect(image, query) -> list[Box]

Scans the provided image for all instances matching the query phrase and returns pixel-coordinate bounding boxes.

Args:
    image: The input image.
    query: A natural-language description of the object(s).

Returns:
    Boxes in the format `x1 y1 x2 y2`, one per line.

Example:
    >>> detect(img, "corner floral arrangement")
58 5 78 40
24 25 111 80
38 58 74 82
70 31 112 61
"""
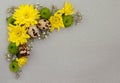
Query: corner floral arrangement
5 1 82 78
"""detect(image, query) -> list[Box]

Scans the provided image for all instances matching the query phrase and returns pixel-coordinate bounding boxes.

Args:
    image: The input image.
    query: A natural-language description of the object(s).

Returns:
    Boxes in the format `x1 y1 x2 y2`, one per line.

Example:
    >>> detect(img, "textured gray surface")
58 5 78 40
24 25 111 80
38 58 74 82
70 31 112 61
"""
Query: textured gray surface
0 0 120 83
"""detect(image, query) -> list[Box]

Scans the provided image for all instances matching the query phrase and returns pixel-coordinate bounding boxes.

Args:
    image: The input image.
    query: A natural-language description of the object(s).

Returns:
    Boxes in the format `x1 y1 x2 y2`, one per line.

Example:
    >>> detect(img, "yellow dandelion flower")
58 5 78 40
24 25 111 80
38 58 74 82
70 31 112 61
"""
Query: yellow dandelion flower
8 24 30 46
13 4 40 27
49 14 64 32
63 1 75 15
16 57 27 67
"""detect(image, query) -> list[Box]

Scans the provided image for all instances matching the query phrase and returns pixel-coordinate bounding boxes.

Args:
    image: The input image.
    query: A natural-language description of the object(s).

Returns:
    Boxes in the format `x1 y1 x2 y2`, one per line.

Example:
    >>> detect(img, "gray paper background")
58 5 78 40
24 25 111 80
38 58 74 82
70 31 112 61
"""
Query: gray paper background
0 0 120 83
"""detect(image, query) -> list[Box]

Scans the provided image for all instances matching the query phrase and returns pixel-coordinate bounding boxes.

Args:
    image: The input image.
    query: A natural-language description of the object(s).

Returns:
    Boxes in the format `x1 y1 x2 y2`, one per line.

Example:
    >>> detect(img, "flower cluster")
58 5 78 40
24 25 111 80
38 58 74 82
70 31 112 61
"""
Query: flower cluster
6 1 82 78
